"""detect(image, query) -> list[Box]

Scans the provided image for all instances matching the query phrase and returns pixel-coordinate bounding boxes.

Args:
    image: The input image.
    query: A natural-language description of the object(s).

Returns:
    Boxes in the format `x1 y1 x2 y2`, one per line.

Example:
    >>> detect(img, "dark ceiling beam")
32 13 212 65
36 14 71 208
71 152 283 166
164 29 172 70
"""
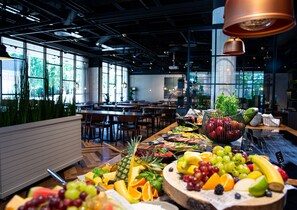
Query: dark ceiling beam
12 0 65 21
0 20 56 33
85 2 212 24
59 0 90 14
9 26 82 37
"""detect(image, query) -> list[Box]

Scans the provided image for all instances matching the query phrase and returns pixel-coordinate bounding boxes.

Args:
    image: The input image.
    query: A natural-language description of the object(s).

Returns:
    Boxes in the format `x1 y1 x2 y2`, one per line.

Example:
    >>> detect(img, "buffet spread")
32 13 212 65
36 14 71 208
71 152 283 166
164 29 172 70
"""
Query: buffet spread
4 104 295 210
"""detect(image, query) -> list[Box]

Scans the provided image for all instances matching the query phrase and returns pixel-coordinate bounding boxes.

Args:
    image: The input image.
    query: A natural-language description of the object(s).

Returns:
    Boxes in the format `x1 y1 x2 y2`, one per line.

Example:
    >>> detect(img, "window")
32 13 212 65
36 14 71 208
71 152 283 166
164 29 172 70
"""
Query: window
1 36 88 104
46 48 61 101
63 53 74 103
1 37 24 100
101 62 128 102
75 56 87 103
27 43 44 99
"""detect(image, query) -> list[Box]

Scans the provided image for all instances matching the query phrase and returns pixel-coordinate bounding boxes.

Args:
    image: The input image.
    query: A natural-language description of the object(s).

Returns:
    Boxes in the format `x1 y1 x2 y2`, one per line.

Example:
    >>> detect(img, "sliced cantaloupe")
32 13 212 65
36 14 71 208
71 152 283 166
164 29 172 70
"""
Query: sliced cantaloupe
5 195 31 210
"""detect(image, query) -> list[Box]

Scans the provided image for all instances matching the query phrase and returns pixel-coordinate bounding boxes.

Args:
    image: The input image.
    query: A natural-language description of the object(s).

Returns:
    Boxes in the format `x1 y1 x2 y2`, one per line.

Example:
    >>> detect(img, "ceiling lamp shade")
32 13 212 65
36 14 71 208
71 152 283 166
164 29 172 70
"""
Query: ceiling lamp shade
0 44 13 60
223 0 296 38
223 37 245 55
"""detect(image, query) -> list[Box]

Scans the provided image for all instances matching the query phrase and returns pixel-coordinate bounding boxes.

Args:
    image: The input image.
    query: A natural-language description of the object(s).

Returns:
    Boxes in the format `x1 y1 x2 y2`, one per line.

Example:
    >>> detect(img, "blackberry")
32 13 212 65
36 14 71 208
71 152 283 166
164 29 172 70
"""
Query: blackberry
214 184 224 195
169 167 174 172
265 190 272 197
234 192 241 199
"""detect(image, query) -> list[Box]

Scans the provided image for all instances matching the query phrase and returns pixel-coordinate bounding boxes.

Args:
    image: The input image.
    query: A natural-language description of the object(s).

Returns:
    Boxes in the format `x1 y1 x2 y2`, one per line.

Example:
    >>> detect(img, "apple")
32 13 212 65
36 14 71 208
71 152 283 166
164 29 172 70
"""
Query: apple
233 129 241 139
238 122 245 130
231 120 239 130
223 117 231 122
223 120 232 131
217 119 223 127
215 126 225 141
208 130 217 140
226 130 234 140
204 122 215 133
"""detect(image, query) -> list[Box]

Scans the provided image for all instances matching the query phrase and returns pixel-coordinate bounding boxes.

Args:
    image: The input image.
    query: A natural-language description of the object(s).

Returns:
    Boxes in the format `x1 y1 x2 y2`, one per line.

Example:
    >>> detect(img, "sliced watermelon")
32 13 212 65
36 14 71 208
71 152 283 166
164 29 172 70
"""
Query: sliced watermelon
29 187 59 198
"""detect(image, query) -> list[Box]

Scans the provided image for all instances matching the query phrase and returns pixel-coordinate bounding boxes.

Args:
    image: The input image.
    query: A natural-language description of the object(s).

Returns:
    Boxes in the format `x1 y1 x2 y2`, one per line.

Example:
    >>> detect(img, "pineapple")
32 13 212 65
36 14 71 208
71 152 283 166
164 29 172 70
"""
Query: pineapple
115 136 164 183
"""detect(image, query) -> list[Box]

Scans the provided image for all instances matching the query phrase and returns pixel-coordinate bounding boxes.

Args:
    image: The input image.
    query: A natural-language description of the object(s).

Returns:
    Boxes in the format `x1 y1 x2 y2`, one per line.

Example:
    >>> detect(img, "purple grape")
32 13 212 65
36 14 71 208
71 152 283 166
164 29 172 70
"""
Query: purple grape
36 195 47 205
72 198 83 207
62 183 67 190
24 200 33 208
58 201 67 210
63 198 73 207
40 205 51 210
96 187 101 195
49 197 60 208
79 192 88 201
58 189 66 199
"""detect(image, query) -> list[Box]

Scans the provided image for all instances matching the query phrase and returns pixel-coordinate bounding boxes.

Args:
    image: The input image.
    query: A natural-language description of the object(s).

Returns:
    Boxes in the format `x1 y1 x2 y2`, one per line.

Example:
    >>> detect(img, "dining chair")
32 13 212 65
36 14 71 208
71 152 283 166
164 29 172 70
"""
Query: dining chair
89 114 111 143
137 114 153 138
115 115 140 145
81 113 92 141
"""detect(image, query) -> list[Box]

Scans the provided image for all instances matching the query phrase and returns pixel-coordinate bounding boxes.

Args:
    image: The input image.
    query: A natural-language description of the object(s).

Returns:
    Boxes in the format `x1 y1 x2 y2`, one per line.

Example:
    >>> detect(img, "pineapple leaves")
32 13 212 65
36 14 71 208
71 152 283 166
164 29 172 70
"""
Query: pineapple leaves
127 135 142 185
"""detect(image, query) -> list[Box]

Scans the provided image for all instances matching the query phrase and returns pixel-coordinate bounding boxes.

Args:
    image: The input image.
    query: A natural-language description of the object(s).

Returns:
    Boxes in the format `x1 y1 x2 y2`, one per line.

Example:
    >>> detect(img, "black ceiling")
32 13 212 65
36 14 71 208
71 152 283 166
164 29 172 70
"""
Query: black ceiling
1 0 297 74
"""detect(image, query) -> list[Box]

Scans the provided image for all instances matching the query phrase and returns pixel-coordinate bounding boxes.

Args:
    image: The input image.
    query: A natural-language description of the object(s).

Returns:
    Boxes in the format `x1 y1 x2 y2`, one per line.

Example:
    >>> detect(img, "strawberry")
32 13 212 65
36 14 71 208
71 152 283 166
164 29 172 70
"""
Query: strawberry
247 163 254 172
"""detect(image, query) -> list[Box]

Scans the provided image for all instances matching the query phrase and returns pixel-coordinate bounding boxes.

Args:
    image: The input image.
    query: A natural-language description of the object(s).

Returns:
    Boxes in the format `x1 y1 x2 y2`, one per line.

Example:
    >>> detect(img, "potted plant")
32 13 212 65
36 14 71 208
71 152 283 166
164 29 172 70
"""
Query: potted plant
0 63 82 199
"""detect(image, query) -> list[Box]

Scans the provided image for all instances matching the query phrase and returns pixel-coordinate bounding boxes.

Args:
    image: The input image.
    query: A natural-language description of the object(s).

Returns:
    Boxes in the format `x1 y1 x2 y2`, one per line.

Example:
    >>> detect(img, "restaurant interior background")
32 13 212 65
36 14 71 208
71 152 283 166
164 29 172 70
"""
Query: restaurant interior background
0 0 297 117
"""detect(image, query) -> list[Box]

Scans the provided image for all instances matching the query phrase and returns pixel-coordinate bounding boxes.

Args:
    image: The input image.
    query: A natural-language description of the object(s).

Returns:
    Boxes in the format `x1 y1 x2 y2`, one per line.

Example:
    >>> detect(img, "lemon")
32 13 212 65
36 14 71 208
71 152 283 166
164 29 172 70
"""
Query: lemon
247 171 263 180
248 175 268 197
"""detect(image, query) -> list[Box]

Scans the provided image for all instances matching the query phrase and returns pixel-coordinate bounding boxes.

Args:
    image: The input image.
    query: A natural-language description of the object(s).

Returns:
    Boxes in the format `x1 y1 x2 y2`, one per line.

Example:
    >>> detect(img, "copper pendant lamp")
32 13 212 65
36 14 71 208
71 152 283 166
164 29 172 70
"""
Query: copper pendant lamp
223 0 296 38
223 37 245 55
0 44 13 60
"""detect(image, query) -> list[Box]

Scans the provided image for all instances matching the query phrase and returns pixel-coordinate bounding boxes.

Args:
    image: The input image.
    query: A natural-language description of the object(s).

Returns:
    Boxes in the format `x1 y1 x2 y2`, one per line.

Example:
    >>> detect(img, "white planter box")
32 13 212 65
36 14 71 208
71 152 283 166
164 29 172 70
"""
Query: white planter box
0 115 82 199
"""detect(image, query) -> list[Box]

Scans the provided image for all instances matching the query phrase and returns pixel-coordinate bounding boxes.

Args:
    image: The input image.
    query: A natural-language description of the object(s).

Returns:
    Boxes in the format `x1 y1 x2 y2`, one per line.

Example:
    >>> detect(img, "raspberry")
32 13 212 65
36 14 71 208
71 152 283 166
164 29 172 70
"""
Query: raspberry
214 184 224 195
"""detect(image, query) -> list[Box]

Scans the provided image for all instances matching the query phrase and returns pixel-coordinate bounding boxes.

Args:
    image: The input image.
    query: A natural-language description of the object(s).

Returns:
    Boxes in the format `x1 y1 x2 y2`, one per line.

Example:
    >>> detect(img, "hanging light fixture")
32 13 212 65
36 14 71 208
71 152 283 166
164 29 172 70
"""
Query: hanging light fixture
122 82 127 88
0 44 13 60
223 37 245 55
223 0 296 38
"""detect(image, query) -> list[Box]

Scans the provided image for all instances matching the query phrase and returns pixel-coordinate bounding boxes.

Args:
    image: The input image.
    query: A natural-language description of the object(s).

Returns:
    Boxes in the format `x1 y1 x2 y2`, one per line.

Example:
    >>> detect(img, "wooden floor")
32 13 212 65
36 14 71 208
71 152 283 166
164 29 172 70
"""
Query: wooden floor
1 123 297 209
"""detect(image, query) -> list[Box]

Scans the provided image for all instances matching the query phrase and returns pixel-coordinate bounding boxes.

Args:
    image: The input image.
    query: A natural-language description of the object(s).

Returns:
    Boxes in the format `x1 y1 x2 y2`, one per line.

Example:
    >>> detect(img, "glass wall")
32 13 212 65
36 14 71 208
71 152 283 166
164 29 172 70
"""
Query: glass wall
101 62 128 102
0 36 88 104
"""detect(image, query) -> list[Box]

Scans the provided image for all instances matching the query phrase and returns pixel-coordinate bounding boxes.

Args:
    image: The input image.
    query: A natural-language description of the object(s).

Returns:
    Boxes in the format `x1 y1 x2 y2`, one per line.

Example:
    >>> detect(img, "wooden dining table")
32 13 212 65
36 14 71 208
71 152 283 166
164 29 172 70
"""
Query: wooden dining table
99 104 138 111
77 109 145 141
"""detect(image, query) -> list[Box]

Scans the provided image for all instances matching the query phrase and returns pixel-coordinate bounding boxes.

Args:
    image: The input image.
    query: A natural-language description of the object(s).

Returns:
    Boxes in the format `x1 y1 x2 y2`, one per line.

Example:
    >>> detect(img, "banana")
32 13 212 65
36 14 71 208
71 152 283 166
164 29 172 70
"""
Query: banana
114 180 139 203
249 155 284 192
182 151 202 168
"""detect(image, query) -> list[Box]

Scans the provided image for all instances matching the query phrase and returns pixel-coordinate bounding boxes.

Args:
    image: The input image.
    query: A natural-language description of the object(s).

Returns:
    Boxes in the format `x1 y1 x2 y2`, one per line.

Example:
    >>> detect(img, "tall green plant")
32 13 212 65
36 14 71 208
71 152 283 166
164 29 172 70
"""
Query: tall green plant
0 59 76 128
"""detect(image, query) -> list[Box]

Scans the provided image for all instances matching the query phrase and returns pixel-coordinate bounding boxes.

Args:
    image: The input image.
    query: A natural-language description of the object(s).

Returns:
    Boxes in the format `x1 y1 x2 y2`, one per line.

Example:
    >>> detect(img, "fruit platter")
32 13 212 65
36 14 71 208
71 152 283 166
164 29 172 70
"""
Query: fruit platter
163 145 289 210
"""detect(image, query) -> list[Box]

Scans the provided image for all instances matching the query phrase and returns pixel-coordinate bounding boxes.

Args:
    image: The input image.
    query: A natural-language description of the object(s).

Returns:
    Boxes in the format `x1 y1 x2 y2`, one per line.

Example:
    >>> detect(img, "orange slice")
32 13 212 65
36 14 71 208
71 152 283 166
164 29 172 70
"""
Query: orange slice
128 186 142 200
152 187 159 198
141 181 153 202
220 173 234 191
202 173 221 190
129 177 147 188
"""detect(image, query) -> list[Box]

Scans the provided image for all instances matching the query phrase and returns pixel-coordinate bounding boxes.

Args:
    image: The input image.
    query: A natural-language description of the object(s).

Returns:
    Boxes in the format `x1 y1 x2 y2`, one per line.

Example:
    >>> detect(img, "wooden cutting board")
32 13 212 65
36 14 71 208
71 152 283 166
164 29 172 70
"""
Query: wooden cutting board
163 162 286 210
